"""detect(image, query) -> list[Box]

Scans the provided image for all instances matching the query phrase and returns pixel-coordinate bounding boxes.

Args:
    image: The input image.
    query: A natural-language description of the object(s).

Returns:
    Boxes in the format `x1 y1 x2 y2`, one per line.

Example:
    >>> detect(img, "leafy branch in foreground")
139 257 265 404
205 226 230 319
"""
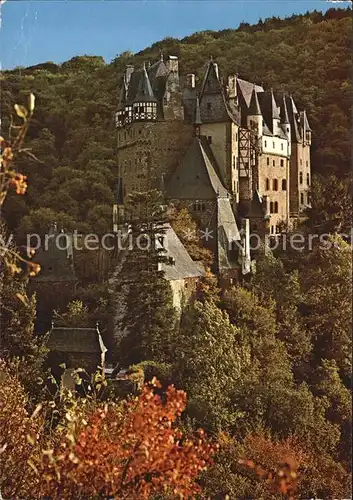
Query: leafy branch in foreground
0 94 40 276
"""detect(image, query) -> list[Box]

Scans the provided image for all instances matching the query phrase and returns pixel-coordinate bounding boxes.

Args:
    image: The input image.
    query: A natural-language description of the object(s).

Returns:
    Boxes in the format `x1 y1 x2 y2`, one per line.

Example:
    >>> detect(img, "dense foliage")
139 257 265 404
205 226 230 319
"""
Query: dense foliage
1 7 351 241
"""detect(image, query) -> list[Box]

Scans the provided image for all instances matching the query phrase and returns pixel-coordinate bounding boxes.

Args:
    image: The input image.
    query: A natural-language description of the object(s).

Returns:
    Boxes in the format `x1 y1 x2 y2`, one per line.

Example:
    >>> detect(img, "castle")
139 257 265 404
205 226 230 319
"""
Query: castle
114 55 312 280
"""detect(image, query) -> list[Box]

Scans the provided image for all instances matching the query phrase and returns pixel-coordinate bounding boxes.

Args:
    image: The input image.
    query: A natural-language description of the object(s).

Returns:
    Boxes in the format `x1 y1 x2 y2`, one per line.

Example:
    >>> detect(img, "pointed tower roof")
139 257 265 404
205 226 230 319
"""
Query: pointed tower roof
280 93 290 124
194 94 202 125
302 109 311 131
134 64 157 102
248 86 262 116
200 60 222 98
270 88 280 120
285 95 301 142
167 137 228 200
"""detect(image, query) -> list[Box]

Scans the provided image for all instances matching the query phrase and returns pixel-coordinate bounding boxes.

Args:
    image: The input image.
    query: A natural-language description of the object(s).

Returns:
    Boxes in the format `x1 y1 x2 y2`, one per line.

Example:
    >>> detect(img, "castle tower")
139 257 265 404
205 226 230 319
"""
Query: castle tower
116 57 193 204
247 86 263 137
286 96 311 221
199 59 240 198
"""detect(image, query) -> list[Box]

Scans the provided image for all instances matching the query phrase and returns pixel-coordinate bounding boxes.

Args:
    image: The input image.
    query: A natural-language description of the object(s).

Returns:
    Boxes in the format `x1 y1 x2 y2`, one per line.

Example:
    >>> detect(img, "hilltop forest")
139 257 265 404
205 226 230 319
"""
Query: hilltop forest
0 7 352 499
1 7 352 239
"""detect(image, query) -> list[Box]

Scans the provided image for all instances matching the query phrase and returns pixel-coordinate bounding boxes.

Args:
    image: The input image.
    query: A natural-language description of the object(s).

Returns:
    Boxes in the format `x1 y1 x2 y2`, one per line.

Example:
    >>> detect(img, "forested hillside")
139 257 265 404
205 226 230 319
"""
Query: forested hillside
1 7 351 238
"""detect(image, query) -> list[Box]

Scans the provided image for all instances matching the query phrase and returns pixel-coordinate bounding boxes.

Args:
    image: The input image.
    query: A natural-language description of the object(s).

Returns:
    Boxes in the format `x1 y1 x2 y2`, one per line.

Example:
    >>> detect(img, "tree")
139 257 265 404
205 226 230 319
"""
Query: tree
300 235 352 381
201 430 351 500
0 366 214 499
117 190 178 366
0 266 47 399
173 300 250 433
249 251 312 378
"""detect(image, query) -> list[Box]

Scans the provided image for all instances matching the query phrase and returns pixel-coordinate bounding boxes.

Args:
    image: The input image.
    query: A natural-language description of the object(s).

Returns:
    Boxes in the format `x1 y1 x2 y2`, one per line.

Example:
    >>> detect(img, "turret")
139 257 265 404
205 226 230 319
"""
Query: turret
247 86 263 137
270 88 281 136
132 63 157 122
301 110 312 145
280 93 291 155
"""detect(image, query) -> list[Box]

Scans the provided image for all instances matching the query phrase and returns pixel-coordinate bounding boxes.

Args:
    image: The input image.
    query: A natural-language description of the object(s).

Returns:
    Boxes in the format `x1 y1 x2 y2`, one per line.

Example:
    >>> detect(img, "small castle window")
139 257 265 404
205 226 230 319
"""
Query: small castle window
274 201 278 213
271 225 274 234
273 141 275 148
270 202 274 213
235 132 238 141
281 143 284 150
267 157 269 166
266 178 270 190
280 159 284 167
307 173 310 186
300 193 304 204
300 159 303 165
264 140 267 147
273 179 278 191
299 172 303 184
273 160 275 167
282 179 287 191
306 160 308 167
287 127 290 133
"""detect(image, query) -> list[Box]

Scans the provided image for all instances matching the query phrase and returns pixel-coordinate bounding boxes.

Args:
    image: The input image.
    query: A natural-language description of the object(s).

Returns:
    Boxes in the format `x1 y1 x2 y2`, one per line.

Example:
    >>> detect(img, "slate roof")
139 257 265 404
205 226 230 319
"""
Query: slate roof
194 95 202 124
47 326 107 354
237 78 264 107
217 197 241 271
134 65 157 102
248 87 262 116
160 224 204 280
167 136 229 200
301 110 311 131
279 94 290 124
286 95 302 142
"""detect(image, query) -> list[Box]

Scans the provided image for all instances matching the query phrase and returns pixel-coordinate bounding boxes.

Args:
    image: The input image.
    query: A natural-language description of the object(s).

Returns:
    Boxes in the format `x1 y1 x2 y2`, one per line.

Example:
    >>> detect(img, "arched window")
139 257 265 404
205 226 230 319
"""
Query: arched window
299 172 303 184
273 179 278 191
266 178 270 191
270 201 274 214
306 173 310 186
300 193 304 204
282 179 287 191
274 201 278 213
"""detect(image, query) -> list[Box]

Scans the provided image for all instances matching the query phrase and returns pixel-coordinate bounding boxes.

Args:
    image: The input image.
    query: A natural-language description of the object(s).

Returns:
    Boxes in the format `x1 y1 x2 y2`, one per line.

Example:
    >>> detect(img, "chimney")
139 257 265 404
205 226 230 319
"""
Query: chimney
166 55 179 74
186 73 196 89
227 75 237 98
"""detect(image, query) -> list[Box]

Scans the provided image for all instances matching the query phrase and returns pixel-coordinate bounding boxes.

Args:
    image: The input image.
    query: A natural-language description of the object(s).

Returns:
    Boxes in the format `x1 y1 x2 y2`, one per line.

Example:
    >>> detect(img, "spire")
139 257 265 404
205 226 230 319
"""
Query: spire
302 109 311 131
280 93 289 124
194 94 202 125
270 88 280 120
200 59 221 98
248 86 261 116
134 64 157 102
